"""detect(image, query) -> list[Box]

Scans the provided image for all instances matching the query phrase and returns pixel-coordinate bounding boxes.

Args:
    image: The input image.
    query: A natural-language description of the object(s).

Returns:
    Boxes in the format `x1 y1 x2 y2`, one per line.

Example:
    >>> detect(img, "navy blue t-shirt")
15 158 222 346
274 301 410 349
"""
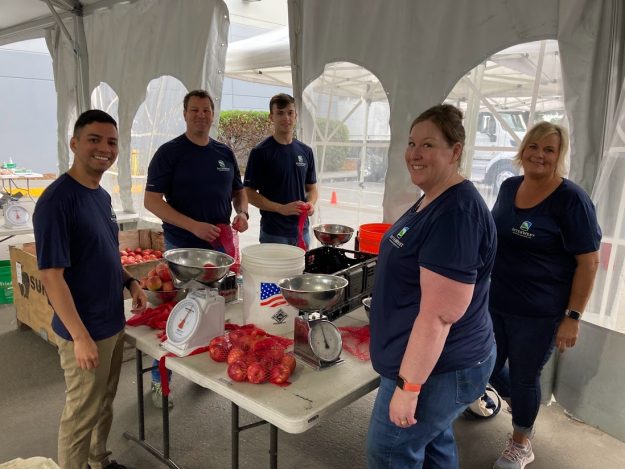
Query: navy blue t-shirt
146 134 244 249
490 176 601 318
33 174 125 341
370 180 496 378
244 136 317 237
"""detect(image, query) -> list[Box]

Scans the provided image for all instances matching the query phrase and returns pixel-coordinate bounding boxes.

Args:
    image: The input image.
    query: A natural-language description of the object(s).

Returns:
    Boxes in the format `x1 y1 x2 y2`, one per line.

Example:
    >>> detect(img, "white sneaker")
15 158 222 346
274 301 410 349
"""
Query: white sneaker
493 437 535 469
151 382 174 409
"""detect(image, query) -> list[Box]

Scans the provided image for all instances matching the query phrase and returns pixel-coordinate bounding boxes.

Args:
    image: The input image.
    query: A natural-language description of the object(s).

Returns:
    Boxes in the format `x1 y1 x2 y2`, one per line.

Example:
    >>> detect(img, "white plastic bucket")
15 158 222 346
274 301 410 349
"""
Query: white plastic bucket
241 243 305 334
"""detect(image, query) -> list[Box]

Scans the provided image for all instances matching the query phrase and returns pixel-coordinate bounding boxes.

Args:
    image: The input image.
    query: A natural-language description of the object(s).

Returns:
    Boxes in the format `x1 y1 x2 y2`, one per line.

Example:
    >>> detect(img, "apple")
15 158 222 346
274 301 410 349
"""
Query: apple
269 364 291 385
161 281 174 292
145 275 162 291
227 360 248 382
148 268 158 278
209 336 228 348
227 347 246 365
258 356 275 371
247 362 267 384
281 353 297 374
156 263 172 282
209 343 228 362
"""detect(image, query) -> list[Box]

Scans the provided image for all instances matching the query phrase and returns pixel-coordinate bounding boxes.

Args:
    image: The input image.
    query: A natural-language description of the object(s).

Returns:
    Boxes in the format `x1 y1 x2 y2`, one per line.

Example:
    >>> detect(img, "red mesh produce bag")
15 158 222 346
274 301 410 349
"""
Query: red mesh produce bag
216 223 241 274
339 325 371 361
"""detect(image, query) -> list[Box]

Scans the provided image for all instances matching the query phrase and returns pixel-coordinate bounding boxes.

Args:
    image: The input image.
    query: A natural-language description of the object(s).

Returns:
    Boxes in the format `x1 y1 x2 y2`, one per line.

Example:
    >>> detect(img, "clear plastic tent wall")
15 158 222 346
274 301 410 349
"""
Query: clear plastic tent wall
45 0 229 214
302 62 390 230
589 81 625 334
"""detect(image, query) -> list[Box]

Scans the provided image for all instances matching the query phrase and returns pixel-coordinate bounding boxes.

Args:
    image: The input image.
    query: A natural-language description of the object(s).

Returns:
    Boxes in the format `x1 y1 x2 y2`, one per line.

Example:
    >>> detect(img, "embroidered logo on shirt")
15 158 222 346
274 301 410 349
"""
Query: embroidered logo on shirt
217 160 230 172
512 220 535 239
389 227 409 248
296 155 306 167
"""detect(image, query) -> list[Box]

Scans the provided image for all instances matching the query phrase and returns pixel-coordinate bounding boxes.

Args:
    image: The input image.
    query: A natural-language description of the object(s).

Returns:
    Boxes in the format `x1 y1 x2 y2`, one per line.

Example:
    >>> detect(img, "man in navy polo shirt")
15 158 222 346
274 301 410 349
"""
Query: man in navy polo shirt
144 89 249 407
145 89 249 251
244 93 318 247
34 110 147 469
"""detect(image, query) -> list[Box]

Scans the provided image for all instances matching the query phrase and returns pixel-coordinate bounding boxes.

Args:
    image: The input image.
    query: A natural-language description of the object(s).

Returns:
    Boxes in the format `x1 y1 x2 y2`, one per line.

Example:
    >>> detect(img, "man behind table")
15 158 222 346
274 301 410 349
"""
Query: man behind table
34 109 147 469
144 89 249 407
145 89 249 251
244 93 318 248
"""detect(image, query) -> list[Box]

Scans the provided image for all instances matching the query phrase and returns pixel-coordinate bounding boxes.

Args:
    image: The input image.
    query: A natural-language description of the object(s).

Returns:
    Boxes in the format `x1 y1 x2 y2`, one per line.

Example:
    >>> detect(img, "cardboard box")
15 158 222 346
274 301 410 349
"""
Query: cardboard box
119 229 165 298
9 230 164 345
10 243 57 346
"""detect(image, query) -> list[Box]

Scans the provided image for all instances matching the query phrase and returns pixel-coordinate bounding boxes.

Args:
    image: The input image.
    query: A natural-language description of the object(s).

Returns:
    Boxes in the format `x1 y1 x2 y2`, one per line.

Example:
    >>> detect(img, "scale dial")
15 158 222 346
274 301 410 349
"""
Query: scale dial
309 320 342 362
166 298 201 344
5 203 30 226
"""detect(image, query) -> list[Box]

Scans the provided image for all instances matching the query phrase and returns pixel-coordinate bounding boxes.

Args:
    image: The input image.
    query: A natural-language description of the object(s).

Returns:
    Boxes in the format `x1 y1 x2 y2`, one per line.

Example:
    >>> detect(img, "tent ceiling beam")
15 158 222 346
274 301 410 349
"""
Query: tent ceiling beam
0 0 139 44
42 0 74 46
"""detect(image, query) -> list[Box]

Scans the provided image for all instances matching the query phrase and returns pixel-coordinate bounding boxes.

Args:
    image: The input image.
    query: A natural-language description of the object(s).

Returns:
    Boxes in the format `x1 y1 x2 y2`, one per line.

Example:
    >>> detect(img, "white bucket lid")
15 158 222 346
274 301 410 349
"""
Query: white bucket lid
241 243 305 262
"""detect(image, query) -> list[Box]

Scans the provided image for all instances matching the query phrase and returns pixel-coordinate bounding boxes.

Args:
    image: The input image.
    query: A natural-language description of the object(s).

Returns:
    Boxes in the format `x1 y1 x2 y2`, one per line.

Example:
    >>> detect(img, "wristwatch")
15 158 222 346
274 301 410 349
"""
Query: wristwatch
124 277 138 291
396 374 422 393
564 309 581 321
237 210 249 220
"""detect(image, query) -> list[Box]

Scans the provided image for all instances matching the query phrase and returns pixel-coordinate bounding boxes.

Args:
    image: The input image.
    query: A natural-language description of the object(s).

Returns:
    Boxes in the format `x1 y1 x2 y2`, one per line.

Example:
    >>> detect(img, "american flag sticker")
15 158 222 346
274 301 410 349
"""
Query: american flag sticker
260 282 288 308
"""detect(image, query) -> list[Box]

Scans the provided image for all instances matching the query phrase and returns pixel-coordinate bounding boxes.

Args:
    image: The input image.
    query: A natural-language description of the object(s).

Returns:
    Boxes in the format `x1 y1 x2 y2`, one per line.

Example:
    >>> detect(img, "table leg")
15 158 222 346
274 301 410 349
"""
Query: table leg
123 350 180 469
269 424 278 469
232 402 239 469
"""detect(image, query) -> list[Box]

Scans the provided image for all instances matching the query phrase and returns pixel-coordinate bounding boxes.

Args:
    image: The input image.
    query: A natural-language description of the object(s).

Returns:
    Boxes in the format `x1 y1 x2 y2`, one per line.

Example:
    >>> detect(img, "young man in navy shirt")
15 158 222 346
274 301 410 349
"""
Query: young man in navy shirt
244 93 318 247
144 90 249 406
34 110 147 469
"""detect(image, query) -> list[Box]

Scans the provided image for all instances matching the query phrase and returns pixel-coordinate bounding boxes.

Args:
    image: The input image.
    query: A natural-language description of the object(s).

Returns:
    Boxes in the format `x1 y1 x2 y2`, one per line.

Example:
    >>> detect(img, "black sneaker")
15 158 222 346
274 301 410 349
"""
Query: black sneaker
104 461 127 469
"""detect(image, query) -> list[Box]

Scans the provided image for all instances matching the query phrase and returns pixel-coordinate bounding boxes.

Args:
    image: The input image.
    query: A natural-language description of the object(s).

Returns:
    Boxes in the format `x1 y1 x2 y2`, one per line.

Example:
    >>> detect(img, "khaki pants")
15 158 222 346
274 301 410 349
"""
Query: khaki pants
56 331 124 469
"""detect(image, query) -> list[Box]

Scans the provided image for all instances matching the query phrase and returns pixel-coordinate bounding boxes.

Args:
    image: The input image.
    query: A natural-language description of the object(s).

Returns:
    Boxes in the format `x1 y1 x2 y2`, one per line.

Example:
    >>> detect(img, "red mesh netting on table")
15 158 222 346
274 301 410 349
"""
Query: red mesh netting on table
338 325 371 361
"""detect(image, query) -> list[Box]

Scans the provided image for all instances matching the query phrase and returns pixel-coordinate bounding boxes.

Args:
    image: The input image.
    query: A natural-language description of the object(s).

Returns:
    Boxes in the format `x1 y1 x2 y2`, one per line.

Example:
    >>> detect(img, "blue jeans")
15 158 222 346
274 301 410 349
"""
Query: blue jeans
367 344 496 469
488 312 559 436
259 229 310 249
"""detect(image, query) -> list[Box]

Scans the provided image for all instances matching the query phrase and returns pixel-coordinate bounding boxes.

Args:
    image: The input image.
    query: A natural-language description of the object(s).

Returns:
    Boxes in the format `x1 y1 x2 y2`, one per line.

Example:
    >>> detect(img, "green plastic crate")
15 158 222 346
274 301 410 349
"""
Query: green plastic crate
0 260 14 304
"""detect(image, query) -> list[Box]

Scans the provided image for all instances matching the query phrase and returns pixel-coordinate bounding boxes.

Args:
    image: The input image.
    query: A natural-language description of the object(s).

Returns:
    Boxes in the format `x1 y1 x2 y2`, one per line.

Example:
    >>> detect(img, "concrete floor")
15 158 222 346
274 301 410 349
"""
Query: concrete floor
1 305 625 469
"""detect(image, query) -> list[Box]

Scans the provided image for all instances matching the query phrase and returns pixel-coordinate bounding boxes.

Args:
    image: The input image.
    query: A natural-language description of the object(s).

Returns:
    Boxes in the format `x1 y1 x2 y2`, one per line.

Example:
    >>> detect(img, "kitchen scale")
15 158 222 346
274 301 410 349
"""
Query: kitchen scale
2 198 30 229
160 248 234 357
278 274 349 370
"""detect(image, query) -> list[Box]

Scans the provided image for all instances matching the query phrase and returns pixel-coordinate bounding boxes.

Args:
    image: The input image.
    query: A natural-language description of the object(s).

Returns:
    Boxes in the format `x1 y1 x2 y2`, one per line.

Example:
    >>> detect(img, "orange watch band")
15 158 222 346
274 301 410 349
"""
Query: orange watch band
397 374 422 393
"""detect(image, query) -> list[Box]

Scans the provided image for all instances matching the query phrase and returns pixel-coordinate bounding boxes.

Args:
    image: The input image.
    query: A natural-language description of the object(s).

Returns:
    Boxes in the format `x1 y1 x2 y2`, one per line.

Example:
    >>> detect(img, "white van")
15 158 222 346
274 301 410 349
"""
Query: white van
469 110 526 191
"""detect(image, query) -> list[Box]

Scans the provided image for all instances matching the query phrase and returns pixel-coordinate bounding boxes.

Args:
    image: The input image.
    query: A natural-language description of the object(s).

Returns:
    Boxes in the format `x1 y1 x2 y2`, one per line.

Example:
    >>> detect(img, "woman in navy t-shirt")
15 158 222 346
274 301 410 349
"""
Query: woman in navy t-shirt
367 104 497 468
489 122 601 469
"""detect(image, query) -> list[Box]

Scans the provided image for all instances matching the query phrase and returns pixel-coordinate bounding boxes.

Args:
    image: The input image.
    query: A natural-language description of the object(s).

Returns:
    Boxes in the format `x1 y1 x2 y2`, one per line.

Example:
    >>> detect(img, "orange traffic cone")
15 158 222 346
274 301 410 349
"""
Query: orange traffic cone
330 191 337 205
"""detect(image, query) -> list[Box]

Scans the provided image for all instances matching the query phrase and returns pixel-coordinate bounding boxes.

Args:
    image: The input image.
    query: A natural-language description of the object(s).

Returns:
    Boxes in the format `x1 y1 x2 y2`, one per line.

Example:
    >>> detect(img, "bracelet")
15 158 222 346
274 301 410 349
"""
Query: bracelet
124 277 138 291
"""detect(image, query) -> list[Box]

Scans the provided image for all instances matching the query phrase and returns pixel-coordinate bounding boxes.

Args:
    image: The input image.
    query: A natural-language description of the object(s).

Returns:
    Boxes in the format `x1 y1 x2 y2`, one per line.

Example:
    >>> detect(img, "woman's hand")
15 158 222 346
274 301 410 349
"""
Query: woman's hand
389 388 419 427
556 317 580 352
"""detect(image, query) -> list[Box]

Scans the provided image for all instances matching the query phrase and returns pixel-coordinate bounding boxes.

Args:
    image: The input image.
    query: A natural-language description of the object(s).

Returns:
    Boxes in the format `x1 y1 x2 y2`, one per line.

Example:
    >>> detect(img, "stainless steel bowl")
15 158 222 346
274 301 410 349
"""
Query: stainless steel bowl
312 224 354 246
143 288 188 306
277 274 348 312
163 248 234 286
362 296 371 320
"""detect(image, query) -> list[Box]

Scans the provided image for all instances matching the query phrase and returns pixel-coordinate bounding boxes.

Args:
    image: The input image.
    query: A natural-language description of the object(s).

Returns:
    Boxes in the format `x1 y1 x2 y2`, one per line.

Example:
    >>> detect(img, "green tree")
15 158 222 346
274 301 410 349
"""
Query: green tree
217 110 272 170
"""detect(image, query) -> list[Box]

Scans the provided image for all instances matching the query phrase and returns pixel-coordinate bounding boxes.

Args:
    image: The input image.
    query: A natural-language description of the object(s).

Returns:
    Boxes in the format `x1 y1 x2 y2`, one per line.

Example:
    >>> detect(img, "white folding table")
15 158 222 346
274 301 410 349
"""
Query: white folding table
123 301 379 469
